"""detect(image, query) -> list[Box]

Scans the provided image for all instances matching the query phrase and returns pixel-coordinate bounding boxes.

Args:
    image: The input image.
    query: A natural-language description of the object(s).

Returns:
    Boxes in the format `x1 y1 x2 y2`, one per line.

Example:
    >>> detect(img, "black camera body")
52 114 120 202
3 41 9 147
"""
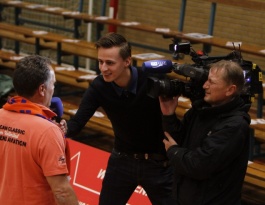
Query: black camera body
143 41 263 103
146 63 208 102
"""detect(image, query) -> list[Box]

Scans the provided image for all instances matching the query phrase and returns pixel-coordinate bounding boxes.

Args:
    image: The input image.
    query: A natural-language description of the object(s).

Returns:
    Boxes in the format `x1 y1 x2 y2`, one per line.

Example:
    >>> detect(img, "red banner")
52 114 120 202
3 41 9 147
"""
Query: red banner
67 139 152 205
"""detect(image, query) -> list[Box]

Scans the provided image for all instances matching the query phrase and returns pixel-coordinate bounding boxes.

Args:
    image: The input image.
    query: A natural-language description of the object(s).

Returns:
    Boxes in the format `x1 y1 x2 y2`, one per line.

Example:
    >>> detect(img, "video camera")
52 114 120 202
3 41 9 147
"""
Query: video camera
142 41 263 103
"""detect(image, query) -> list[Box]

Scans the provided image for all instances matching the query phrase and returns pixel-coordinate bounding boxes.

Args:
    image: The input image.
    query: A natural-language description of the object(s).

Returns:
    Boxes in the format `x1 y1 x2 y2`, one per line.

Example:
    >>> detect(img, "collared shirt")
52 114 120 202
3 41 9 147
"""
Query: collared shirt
112 66 138 97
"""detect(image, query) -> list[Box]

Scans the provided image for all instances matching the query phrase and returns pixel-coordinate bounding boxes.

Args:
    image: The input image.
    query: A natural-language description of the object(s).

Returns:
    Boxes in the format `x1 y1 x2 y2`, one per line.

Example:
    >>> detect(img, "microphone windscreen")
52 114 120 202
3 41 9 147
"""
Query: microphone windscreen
50 97 64 118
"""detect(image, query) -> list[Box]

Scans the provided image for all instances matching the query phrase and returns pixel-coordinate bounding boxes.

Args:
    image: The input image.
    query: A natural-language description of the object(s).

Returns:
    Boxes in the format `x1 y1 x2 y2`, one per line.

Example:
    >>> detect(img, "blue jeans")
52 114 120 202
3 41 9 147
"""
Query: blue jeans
99 149 176 205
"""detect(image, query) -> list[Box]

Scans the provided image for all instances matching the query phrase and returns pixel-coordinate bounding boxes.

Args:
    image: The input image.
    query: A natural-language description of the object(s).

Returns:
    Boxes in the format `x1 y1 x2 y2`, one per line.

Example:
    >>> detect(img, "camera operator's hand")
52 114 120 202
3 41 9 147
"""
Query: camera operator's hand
159 96 179 115
163 132 177 151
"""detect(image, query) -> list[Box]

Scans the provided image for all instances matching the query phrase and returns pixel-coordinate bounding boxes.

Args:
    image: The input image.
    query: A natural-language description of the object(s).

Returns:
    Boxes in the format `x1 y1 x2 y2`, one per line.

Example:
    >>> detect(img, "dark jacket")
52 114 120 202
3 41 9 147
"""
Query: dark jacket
163 96 251 205
67 67 166 154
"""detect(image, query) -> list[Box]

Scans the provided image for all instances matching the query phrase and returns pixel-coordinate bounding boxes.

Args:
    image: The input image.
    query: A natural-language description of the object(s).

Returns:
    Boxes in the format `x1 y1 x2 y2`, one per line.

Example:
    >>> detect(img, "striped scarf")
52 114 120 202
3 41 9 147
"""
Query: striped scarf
3 96 56 120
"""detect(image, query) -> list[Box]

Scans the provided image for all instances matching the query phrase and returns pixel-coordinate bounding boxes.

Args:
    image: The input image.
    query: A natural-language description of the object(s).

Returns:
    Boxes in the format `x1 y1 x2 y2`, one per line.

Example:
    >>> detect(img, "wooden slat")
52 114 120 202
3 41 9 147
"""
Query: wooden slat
249 162 265 172
246 162 265 188
0 1 72 16
205 0 265 11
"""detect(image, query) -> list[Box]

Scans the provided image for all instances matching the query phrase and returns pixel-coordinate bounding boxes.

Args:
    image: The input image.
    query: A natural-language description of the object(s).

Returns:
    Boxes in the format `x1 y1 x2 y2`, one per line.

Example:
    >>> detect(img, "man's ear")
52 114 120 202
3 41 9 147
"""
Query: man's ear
226 85 236 96
125 57 131 67
39 84 46 97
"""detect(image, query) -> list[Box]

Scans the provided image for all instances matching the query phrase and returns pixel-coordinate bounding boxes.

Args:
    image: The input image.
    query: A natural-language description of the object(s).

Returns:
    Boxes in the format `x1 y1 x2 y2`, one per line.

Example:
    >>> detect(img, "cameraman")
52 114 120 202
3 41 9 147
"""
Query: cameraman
159 60 250 205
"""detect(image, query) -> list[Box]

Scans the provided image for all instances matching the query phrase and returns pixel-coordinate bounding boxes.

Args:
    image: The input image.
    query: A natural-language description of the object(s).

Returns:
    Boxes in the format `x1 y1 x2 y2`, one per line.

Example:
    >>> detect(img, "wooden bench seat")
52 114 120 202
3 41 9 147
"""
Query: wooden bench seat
0 1 73 16
205 0 265 11
0 49 22 64
243 161 265 204
0 0 81 40
252 129 265 143
0 23 97 52
54 69 90 90
245 162 265 189
0 49 92 89
0 49 22 70
0 22 98 66
62 100 114 137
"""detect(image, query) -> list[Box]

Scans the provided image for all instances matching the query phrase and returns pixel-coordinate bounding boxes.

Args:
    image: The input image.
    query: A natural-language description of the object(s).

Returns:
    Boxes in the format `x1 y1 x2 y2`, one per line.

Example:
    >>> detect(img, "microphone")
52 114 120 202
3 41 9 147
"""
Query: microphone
172 64 209 81
50 97 64 122
142 59 173 73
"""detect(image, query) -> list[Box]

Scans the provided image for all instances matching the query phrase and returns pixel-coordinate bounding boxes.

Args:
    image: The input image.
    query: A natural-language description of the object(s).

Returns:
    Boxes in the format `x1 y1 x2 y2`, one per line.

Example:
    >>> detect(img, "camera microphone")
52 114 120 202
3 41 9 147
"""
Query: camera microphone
172 63 208 81
142 60 173 73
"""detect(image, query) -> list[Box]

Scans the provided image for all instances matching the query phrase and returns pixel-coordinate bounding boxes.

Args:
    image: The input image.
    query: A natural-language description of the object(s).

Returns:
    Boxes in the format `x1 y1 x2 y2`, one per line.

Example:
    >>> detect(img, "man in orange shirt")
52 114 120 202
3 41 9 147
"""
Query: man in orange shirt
0 55 78 205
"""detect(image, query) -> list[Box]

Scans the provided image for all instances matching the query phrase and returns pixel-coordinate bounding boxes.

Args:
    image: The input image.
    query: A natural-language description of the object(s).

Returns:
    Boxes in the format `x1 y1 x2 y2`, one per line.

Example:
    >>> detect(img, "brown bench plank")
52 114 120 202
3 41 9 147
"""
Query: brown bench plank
205 0 265 11
0 1 73 17
244 161 265 204
245 162 265 189
0 49 23 70
0 50 22 64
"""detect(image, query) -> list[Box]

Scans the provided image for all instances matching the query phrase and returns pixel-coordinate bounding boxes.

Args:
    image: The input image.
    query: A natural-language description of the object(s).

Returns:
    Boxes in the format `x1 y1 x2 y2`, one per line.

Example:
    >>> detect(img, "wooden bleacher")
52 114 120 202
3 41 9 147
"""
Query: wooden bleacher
0 49 92 90
0 22 168 69
0 0 82 39
243 161 265 204
2 0 265 59
46 8 265 59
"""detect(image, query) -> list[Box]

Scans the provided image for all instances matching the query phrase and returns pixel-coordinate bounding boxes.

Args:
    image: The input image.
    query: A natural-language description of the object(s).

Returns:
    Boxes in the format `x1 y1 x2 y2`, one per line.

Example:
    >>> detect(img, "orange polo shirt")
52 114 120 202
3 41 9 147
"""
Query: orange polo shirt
0 109 68 205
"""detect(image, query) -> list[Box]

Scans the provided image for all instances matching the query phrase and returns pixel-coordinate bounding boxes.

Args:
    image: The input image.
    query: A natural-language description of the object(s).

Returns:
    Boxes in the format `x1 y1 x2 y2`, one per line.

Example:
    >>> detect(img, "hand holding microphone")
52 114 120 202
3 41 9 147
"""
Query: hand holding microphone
50 97 67 135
